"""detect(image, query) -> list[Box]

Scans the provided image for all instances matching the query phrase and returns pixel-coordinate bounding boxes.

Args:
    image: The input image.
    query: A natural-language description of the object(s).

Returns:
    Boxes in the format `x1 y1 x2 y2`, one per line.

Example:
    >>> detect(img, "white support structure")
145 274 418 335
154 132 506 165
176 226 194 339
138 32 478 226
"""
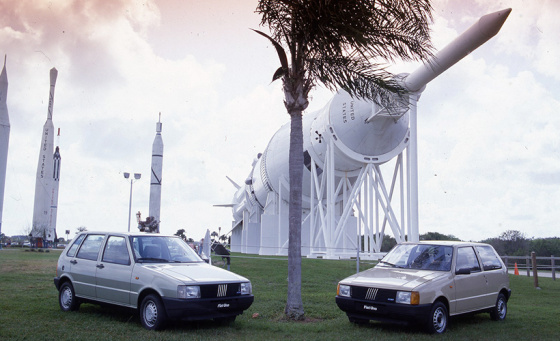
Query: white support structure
305 127 415 259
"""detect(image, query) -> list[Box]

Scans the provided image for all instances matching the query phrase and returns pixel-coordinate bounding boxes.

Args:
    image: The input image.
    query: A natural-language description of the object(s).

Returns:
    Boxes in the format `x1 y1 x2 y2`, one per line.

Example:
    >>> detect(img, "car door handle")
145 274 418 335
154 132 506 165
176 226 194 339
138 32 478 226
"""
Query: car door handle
96 264 104 269
70 260 77 264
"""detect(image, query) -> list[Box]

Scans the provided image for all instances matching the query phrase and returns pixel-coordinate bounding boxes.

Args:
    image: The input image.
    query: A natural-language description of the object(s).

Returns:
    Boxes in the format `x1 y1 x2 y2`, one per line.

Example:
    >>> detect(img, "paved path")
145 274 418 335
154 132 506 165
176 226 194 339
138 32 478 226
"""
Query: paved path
508 269 555 278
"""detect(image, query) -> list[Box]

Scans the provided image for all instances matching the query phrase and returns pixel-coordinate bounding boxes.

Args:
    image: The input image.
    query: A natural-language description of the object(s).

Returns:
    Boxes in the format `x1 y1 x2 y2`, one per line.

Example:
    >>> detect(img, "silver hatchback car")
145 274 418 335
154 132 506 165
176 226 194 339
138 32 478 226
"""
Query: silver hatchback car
336 241 511 333
54 232 254 330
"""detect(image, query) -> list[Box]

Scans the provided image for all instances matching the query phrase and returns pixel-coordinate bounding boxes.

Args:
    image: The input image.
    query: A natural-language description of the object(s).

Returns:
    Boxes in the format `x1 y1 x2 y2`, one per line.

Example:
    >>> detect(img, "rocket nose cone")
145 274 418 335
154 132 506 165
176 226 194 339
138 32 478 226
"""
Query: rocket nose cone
50 68 58 85
478 8 512 38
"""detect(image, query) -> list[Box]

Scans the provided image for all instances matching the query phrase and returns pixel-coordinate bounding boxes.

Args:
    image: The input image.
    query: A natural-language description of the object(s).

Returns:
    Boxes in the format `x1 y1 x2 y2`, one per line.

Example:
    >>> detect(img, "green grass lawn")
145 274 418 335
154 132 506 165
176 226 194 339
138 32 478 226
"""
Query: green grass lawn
1 249 559 340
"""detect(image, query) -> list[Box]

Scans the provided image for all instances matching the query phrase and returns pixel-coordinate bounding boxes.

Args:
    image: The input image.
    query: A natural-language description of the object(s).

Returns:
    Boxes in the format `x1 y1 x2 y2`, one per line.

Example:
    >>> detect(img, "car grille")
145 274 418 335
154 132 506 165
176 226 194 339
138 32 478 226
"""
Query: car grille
200 283 241 298
350 286 396 303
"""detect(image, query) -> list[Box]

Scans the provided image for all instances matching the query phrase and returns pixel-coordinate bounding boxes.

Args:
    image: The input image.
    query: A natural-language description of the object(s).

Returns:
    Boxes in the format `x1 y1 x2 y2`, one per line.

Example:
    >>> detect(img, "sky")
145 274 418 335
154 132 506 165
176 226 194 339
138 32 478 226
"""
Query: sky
0 0 559 242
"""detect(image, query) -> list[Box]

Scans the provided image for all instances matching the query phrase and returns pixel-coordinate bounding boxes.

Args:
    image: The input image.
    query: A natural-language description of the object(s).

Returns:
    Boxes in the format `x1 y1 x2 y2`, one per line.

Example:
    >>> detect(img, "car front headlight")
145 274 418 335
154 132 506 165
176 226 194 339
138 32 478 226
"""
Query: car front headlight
177 285 200 299
338 284 351 297
240 282 252 295
396 291 419 305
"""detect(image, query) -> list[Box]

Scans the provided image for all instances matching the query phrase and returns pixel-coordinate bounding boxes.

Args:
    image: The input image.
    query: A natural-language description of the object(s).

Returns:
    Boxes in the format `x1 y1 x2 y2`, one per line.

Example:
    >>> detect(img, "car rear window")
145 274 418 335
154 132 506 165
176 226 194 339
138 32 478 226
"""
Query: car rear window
476 245 503 270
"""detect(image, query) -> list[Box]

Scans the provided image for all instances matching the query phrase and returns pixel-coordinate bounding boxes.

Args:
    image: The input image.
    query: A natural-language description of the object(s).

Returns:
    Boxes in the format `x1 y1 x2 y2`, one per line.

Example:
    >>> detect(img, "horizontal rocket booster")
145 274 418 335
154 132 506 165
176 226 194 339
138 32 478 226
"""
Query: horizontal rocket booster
403 8 512 92
230 9 512 221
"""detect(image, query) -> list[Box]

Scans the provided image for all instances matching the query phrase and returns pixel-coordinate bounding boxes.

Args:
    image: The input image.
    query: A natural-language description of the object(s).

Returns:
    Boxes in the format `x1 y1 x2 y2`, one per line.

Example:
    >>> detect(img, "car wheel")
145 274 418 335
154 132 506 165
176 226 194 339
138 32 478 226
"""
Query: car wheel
426 301 448 334
59 282 80 312
140 294 168 330
490 293 507 321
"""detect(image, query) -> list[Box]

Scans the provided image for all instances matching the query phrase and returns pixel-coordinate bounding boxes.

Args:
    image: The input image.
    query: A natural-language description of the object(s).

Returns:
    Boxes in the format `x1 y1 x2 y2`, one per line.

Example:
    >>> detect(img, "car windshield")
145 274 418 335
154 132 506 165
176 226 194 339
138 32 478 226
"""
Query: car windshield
132 235 203 263
377 244 453 271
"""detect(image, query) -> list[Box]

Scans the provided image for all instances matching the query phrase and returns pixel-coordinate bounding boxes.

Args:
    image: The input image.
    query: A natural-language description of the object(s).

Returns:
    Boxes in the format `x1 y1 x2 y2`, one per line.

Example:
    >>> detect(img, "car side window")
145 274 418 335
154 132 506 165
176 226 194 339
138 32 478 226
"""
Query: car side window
66 234 86 257
455 247 481 273
76 234 105 261
102 236 130 265
476 245 502 271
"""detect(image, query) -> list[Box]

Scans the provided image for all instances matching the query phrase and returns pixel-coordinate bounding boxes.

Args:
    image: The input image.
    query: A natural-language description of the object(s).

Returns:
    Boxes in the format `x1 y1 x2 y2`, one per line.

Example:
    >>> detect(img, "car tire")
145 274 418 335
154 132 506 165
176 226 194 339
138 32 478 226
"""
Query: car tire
426 301 448 334
490 293 507 321
140 294 168 330
59 282 80 312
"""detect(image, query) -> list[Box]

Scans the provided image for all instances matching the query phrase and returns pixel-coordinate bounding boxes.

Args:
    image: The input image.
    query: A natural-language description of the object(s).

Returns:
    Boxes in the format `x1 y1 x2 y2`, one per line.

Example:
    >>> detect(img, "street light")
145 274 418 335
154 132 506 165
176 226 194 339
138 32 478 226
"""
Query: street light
124 172 141 232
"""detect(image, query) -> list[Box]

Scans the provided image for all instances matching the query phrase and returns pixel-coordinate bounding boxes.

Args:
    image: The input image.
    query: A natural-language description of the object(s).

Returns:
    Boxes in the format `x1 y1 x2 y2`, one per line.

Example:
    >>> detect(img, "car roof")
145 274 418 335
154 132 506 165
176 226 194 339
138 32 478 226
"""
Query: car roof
402 240 491 247
74 231 178 238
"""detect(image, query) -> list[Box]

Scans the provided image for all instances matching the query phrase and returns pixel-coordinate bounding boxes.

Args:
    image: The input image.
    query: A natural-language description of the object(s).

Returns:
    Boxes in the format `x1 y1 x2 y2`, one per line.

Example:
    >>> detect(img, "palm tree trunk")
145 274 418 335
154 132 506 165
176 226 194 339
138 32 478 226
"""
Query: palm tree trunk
285 108 304 320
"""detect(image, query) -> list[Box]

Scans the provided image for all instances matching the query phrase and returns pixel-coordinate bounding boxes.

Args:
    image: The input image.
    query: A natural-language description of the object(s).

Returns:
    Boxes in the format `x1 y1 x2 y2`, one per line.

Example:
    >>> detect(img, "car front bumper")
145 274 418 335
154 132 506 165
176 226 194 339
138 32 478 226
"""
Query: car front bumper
336 296 432 324
162 295 254 321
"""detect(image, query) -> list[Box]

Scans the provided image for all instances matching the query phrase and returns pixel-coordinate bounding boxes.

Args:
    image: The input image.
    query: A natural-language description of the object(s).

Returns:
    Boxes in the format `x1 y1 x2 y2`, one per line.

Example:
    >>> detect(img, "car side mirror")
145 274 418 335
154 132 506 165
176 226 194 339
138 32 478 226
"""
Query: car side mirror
455 268 471 275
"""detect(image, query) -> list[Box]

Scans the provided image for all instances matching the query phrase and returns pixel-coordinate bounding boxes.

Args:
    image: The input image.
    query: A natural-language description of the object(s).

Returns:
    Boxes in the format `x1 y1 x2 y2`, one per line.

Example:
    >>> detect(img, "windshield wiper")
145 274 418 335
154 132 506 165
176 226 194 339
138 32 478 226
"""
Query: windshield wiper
137 257 169 263
379 260 403 268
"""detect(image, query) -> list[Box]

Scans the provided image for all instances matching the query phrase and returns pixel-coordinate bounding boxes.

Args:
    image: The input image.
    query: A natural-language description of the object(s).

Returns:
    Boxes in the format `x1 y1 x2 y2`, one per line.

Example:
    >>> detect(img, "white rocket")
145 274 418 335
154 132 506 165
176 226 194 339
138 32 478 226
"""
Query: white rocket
48 130 61 242
0 56 9 237
229 9 511 256
32 68 58 240
149 113 163 233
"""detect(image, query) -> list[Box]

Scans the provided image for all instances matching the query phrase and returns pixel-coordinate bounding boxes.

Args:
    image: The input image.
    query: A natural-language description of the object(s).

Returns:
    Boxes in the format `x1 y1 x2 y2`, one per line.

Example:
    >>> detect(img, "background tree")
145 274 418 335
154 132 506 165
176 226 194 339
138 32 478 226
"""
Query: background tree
420 232 461 241
380 235 397 252
255 0 434 320
175 229 187 241
481 230 529 256
530 237 560 257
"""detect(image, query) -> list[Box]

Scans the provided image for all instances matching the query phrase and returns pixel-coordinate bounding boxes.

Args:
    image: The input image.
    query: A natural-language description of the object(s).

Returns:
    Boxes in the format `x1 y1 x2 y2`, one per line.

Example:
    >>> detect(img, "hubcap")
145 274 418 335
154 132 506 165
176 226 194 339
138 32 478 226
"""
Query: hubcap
433 307 447 333
144 301 158 327
61 287 72 308
497 299 506 318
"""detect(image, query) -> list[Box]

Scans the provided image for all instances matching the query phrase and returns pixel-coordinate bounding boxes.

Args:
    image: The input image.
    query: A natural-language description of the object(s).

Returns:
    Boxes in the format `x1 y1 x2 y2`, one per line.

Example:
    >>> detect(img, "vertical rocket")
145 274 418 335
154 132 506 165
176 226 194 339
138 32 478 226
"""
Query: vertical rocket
48 129 61 242
149 113 163 233
32 67 58 240
0 56 9 237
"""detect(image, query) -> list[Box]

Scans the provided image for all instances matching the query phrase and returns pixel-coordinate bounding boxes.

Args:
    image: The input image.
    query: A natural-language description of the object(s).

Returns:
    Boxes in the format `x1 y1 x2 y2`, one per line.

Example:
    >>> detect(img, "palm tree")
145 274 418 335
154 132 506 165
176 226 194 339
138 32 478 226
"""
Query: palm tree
254 0 434 320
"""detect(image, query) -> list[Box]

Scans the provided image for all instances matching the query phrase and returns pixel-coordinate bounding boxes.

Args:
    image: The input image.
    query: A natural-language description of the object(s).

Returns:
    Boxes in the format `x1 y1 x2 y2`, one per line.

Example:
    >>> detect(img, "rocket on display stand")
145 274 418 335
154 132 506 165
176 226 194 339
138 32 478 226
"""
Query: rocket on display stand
32 67 61 243
228 9 512 258
149 114 163 232
0 56 9 242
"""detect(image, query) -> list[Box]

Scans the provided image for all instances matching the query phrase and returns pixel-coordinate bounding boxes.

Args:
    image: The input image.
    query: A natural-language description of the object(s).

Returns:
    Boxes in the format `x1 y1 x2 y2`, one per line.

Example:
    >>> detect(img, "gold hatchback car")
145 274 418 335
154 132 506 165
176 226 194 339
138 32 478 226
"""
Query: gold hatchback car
336 241 510 333
54 232 254 330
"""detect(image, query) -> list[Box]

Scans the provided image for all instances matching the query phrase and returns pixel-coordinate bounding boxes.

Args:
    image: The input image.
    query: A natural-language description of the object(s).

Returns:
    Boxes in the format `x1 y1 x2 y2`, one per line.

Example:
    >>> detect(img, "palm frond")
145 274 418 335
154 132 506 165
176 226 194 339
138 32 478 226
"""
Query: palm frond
256 0 434 104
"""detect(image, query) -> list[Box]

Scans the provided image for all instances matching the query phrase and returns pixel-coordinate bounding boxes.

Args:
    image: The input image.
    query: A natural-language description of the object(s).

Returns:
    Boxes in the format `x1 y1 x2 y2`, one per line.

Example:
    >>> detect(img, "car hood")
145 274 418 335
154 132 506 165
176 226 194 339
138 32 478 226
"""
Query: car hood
141 263 249 283
341 266 447 291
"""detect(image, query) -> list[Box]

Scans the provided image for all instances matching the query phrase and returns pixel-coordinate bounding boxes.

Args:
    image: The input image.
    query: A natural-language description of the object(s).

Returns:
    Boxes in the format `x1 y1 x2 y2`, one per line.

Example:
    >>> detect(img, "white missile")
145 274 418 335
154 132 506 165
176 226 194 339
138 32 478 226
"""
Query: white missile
235 8 512 214
48 130 61 242
32 67 58 238
148 113 163 233
403 8 512 92
0 56 8 238
229 9 511 256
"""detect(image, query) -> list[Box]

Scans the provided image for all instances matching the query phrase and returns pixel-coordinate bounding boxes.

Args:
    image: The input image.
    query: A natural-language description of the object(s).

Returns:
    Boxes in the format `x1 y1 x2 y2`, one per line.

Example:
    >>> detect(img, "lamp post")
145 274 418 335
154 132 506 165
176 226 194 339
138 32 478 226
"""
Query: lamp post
124 172 141 232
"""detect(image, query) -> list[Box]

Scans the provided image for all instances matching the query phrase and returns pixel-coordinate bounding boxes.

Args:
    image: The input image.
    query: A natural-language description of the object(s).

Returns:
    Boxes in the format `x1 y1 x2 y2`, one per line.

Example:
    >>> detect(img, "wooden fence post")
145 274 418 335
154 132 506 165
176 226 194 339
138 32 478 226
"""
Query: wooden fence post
531 252 540 289
552 256 556 281
526 256 530 277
